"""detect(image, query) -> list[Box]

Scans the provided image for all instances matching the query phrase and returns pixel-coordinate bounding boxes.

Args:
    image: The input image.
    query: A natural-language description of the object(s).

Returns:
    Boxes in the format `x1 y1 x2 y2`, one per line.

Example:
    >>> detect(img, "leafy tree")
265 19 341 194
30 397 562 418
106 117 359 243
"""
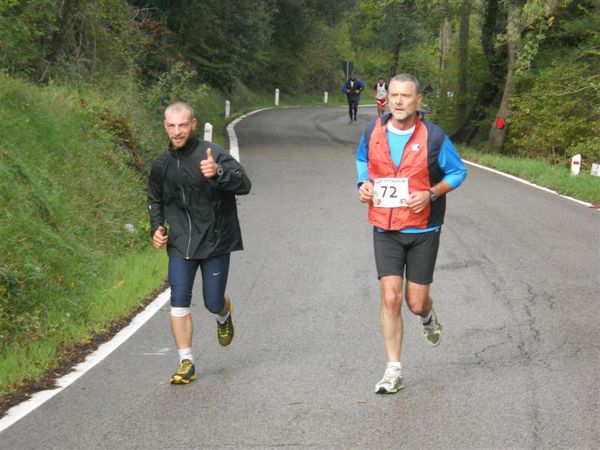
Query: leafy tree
487 0 571 153
147 61 208 117
452 0 507 143
456 0 472 127
132 0 276 92
261 0 355 90
344 0 440 92
506 0 599 166
0 0 58 79
0 0 145 83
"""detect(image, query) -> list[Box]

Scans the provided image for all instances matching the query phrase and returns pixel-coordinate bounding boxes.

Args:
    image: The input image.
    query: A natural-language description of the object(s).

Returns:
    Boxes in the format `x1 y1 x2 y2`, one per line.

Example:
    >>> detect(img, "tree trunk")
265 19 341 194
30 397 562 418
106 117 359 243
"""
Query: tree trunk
389 36 402 77
451 0 505 143
487 0 518 153
456 0 472 128
38 0 76 83
438 18 452 86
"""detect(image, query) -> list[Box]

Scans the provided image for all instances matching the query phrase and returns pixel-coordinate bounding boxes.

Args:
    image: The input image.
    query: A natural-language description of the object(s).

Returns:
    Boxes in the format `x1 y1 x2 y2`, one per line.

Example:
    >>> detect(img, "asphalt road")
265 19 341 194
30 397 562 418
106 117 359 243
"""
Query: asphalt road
1 106 598 449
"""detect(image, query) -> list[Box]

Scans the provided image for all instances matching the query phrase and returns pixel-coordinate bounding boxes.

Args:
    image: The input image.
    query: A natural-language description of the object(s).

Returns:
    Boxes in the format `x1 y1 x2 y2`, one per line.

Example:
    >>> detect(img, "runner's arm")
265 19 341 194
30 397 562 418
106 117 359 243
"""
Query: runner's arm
437 136 467 190
208 150 252 195
147 157 166 238
355 134 370 187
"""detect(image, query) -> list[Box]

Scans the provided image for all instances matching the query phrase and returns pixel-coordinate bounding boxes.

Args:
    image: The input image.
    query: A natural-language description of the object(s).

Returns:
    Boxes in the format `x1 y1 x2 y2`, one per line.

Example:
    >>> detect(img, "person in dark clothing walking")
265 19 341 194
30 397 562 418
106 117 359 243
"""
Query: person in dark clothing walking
342 73 365 123
147 101 251 384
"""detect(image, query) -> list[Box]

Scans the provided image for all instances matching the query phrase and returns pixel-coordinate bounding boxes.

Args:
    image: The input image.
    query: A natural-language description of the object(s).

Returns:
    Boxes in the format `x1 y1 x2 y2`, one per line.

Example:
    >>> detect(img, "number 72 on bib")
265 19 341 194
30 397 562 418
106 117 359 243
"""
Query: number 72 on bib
373 177 409 208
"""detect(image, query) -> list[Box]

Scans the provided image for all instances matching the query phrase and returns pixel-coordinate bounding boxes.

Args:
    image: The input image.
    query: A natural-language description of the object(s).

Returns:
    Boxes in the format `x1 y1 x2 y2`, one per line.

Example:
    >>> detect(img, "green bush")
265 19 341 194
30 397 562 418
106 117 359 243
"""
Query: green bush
147 62 209 118
0 0 144 84
508 46 600 169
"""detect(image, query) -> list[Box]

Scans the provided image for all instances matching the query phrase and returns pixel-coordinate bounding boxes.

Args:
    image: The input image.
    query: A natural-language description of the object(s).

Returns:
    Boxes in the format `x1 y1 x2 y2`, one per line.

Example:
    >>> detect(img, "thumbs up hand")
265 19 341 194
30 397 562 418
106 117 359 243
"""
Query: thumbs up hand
200 147 218 178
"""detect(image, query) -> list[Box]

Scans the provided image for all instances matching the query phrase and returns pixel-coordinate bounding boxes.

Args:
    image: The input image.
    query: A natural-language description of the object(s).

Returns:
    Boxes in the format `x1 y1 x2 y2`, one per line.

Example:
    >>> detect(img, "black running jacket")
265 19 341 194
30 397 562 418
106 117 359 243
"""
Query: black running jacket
147 135 251 259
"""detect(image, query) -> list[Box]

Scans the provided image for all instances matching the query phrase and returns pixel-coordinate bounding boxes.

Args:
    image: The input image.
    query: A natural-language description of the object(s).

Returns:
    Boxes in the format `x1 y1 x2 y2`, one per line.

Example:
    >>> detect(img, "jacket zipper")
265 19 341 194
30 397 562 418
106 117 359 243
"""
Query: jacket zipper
176 156 193 259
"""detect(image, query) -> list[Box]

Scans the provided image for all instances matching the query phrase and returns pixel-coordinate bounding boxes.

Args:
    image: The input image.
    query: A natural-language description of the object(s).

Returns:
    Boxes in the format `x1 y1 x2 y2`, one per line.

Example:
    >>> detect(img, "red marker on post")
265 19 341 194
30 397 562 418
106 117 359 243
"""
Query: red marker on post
571 154 581 176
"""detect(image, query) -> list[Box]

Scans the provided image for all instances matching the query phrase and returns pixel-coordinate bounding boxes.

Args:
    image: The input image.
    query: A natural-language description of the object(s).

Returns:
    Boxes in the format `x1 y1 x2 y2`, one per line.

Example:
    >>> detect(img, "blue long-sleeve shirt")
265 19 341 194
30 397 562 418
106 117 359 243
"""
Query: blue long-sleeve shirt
355 124 467 233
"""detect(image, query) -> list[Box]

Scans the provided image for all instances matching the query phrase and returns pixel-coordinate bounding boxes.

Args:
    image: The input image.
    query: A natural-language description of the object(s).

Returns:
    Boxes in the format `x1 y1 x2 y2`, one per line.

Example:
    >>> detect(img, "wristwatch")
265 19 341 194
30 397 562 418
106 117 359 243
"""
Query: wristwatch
429 189 438 202
216 164 224 177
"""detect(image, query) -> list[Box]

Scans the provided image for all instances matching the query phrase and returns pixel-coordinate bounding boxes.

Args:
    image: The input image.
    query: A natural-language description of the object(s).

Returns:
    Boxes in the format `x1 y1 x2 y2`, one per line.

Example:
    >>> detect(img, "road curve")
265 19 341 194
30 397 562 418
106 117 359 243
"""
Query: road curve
1 106 598 449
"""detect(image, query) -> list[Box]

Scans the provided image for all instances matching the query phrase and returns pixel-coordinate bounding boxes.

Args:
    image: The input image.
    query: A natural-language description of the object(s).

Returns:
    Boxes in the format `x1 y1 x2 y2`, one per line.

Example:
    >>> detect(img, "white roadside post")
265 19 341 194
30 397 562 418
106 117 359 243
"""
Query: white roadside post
570 154 581 176
225 100 230 118
324 91 328 104
591 163 600 177
275 88 280 106
204 122 213 142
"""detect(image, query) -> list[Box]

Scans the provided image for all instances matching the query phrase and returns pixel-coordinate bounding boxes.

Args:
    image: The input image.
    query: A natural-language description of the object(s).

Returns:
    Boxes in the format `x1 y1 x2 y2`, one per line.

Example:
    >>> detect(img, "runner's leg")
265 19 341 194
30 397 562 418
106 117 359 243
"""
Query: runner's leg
404 230 440 317
168 256 200 360
379 275 404 362
199 253 231 315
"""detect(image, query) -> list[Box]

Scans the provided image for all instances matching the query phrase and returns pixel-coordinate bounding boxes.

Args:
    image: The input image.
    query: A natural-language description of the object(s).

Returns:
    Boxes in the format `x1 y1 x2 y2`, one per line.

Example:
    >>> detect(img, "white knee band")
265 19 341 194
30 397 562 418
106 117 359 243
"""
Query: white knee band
171 307 190 318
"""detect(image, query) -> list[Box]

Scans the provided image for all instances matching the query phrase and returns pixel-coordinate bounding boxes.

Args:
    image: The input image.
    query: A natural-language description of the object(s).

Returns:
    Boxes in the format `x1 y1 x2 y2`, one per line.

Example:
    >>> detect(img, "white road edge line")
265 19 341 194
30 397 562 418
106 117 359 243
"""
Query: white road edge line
0 289 171 433
463 160 593 208
226 108 270 161
1 106 593 433
0 107 270 434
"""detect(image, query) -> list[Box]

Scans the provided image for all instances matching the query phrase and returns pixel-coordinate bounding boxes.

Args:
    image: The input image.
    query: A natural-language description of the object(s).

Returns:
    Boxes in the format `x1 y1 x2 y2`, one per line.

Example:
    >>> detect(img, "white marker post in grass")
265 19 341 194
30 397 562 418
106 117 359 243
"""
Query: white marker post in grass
204 122 213 142
275 88 280 106
591 163 600 177
324 91 328 104
571 154 581 176
225 100 231 118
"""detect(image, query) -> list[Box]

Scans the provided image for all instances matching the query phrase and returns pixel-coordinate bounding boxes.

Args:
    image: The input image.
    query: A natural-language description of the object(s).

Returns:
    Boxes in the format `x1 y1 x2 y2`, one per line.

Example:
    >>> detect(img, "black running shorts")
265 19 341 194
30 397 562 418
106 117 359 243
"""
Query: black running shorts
373 228 441 284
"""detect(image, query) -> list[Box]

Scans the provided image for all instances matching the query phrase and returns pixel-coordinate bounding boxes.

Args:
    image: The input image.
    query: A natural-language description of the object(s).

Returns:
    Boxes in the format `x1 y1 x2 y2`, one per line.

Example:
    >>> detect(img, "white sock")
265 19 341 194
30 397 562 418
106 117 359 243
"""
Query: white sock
217 311 230 324
386 362 402 372
420 311 433 325
178 347 193 363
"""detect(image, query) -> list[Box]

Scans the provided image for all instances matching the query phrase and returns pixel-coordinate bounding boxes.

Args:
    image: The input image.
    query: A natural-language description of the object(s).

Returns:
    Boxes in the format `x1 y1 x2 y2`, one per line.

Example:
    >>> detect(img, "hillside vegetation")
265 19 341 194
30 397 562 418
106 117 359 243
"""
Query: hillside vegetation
0 0 598 400
0 75 168 392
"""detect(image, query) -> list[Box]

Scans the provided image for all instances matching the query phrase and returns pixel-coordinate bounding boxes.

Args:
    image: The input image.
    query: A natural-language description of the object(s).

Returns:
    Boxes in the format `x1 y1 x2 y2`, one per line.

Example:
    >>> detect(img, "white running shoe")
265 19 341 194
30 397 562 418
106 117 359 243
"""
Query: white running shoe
374 367 404 394
422 308 443 347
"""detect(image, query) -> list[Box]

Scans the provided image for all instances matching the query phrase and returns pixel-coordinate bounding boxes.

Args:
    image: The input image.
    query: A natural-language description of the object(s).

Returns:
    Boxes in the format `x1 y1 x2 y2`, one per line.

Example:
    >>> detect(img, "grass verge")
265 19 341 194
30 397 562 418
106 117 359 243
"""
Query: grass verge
0 75 169 400
459 147 600 205
0 248 166 398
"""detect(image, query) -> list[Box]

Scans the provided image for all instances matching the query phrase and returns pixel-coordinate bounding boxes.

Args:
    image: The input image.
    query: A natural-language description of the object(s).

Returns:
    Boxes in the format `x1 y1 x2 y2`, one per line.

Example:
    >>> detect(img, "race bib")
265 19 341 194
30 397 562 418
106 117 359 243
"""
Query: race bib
373 178 409 208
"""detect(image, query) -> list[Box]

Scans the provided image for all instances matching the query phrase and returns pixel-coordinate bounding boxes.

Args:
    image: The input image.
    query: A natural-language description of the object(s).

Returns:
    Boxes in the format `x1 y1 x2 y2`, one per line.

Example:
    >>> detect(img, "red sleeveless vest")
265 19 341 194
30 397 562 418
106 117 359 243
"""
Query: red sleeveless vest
367 117 432 230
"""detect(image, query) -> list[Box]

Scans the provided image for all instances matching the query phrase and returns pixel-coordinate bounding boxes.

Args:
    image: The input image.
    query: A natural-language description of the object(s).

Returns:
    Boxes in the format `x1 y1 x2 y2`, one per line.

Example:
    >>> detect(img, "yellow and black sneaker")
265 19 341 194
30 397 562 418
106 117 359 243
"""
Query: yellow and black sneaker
171 359 196 385
217 299 235 346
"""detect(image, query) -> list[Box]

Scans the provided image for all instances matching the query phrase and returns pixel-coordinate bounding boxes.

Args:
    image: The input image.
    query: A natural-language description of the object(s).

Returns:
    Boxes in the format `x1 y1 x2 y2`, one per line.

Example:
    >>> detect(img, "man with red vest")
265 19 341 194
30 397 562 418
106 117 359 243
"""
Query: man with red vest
355 74 467 394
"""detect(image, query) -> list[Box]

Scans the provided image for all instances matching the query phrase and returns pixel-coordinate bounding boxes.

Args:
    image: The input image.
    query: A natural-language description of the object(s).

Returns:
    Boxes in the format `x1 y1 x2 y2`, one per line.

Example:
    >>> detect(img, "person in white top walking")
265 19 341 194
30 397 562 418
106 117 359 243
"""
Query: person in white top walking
374 77 388 117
